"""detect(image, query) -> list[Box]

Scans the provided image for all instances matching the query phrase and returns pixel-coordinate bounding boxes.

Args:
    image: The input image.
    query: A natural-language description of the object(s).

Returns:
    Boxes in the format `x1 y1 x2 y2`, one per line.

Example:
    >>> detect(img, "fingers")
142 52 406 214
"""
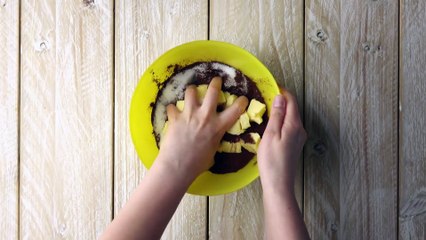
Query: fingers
184 85 198 109
202 77 222 112
166 104 179 121
281 89 302 125
218 96 249 131
263 94 286 137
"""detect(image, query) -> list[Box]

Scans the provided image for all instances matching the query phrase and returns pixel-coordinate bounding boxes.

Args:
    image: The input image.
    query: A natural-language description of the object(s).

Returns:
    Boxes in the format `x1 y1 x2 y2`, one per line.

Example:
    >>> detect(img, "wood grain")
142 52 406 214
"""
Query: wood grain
114 1 208 239
305 0 399 239
304 0 341 238
209 0 303 239
3 0 424 238
399 0 426 239
0 0 19 238
20 0 113 238
339 1 398 238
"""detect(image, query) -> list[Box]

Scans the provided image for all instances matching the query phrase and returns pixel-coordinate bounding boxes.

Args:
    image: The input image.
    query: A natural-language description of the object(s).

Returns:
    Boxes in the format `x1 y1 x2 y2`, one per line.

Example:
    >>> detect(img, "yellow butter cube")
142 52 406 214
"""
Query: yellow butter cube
217 144 222 152
218 141 242 153
218 91 226 105
196 85 208 103
218 141 232 153
239 112 251 130
230 141 242 153
250 132 261 143
242 143 256 153
176 100 185 111
247 99 266 124
224 92 238 108
242 133 261 153
227 119 244 135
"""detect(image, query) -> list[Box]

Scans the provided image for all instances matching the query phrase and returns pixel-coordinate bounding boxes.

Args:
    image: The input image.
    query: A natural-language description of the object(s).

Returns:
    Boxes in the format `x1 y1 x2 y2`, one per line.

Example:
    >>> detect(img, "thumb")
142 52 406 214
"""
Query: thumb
264 95 286 137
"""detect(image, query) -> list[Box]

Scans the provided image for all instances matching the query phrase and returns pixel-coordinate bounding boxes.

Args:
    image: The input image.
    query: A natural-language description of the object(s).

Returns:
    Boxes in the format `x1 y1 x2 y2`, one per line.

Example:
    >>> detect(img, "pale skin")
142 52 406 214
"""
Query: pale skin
100 77 310 240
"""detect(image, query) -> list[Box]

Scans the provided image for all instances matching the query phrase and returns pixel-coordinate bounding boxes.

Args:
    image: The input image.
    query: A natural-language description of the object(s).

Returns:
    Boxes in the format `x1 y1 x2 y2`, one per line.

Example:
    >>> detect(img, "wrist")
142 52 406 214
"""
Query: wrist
262 184 297 206
258 159 297 195
151 155 198 189
260 175 295 197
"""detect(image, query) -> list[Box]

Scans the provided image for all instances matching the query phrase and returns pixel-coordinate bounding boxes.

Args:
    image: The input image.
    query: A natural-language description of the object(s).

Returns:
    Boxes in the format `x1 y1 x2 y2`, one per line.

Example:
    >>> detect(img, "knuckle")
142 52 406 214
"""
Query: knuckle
185 86 197 95
272 110 285 118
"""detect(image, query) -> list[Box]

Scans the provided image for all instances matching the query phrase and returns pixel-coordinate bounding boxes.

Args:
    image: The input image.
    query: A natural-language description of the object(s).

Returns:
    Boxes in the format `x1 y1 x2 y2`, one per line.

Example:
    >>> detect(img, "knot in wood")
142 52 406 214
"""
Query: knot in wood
1 0 6 8
35 40 50 52
313 142 327 156
40 42 47 50
331 223 338 232
57 223 67 236
316 30 327 41
362 43 371 52
141 30 150 39
83 0 96 8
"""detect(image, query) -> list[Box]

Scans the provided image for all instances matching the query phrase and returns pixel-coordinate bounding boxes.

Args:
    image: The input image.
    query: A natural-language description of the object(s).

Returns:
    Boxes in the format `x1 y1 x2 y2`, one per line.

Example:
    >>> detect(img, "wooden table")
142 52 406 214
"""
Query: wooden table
1 0 425 239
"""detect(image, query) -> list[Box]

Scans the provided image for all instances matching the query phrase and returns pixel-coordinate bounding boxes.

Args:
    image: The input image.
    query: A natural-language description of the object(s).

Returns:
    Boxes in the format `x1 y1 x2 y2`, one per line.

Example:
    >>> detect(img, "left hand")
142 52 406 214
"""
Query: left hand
157 76 249 179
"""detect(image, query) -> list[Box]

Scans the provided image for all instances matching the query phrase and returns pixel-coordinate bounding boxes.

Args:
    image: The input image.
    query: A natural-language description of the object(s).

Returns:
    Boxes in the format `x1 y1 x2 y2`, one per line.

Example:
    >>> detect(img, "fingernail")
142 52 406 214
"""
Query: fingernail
273 95 285 108
240 96 249 113
212 76 222 81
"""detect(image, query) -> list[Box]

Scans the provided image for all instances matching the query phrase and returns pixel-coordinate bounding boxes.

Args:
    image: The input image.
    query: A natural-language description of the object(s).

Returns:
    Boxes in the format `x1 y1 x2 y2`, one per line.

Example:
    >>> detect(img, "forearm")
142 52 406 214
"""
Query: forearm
100 157 195 240
262 185 310 240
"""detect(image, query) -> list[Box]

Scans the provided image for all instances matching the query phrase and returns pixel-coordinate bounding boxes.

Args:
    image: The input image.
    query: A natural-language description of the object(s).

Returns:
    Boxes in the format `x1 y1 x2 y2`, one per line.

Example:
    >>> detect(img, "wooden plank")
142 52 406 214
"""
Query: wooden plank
20 0 113 238
399 0 426 239
114 1 208 239
0 0 20 238
304 0 341 238
339 1 398 238
305 0 399 239
209 0 303 239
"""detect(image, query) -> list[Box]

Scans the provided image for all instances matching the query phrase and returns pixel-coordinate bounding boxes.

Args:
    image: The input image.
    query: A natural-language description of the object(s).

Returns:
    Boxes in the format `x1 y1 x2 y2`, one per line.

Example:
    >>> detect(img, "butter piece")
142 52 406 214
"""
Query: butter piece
196 84 208 103
242 132 261 153
239 112 251 130
218 141 242 153
250 132 261 143
227 119 244 135
224 92 238 108
218 91 226 105
247 99 266 124
196 86 226 105
230 141 242 153
218 141 231 152
176 100 185 111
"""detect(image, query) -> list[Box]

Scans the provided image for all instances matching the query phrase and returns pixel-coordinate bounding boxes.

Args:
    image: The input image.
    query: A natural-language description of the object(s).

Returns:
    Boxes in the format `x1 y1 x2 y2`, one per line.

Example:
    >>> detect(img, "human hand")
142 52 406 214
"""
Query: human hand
157 76 249 180
257 89 307 194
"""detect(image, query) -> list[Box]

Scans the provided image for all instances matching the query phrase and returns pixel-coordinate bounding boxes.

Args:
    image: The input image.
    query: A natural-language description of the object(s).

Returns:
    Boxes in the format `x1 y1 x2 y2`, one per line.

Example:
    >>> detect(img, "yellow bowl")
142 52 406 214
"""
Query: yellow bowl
130 40 279 195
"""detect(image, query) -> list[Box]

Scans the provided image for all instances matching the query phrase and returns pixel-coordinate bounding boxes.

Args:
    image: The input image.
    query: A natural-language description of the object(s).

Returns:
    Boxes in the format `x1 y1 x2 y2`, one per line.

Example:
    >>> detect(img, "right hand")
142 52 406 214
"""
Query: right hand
158 77 248 180
257 89 307 193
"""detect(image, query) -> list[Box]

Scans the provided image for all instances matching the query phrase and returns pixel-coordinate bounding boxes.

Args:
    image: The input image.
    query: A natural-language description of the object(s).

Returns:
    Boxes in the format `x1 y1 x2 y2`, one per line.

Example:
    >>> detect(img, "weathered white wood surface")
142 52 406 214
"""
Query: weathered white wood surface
399 0 426 239
339 1 398 238
0 0 19 238
20 0 113 239
209 0 303 239
114 1 208 239
1 0 425 239
305 0 399 239
304 0 341 238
